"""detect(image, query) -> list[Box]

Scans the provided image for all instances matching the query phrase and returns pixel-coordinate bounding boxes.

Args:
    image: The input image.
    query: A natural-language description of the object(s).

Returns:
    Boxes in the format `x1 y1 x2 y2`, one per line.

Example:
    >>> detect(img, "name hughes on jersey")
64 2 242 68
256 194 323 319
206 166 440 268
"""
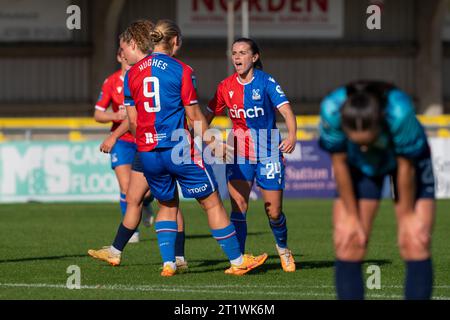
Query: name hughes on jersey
229 105 265 119
139 58 168 72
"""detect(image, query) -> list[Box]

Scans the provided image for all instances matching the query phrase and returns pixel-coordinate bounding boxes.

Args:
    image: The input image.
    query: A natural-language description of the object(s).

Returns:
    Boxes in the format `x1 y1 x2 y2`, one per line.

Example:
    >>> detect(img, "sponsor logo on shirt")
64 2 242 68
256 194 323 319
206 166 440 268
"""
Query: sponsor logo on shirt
229 104 265 119
144 132 167 144
145 132 154 144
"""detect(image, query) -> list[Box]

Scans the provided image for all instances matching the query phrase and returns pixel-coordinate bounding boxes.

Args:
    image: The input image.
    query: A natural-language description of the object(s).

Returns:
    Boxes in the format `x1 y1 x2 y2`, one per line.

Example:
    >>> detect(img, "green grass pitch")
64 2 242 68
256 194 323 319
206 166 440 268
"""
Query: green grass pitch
0 199 449 300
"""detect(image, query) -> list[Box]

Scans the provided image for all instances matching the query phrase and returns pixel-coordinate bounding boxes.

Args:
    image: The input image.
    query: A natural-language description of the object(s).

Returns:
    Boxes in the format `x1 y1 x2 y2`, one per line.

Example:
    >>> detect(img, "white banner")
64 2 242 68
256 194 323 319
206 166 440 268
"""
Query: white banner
0 141 119 203
430 138 450 199
1 138 449 203
0 0 71 41
177 0 344 38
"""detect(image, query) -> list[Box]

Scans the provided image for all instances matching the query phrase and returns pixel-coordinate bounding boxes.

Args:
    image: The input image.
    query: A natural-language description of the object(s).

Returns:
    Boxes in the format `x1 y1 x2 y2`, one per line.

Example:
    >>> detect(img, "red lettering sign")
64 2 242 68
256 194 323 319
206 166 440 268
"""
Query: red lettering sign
192 0 328 13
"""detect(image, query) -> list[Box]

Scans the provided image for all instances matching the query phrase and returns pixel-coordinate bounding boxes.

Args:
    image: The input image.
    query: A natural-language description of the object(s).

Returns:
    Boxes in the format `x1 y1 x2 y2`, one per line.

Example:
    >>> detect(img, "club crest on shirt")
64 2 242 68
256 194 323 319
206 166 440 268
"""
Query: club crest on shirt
252 89 261 101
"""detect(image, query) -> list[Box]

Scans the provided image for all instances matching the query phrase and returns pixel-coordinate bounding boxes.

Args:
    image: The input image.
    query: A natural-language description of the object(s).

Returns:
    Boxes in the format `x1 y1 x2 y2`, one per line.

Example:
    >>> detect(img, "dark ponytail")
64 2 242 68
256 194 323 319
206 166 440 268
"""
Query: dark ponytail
233 37 263 70
341 81 393 132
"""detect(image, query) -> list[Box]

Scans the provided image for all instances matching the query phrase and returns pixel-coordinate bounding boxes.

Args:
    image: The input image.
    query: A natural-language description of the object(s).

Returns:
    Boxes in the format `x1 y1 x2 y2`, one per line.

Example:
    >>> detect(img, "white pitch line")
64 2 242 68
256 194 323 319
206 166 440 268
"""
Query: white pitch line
165 284 450 289
0 283 449 300
0 283 332 298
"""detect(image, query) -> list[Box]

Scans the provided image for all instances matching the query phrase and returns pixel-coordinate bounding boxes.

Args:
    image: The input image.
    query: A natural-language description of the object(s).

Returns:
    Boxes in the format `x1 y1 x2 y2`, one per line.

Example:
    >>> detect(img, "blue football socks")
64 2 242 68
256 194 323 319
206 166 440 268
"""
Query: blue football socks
155 221 178 264
211 224 242 262
405 258 433 300
230 212 247 253
335 260 364 300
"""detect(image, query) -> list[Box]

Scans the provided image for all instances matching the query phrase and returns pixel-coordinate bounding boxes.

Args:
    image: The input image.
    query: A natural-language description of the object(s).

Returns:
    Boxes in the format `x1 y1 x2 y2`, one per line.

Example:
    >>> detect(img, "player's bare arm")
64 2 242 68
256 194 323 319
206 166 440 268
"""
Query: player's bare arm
185 103 228 160
184 104 210 138
278 103 297 154
94 108 127 123
199 107 233 162
332 153 367 251
332 153 359 217
100 120 130 153
395 156 429 255
126 106 138 137
395 156 416 216
204 109 215 125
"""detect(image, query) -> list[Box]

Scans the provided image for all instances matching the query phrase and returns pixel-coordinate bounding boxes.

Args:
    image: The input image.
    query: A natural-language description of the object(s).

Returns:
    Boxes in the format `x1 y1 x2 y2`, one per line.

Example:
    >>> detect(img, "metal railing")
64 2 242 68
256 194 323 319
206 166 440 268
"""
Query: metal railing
1 116 450 142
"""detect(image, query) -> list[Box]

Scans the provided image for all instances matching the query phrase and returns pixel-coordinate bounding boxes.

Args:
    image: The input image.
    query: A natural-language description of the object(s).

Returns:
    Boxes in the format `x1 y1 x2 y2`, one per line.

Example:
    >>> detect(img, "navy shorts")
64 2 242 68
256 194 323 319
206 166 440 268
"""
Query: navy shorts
110 140 137 169
339 157 435 200
139 148 218 202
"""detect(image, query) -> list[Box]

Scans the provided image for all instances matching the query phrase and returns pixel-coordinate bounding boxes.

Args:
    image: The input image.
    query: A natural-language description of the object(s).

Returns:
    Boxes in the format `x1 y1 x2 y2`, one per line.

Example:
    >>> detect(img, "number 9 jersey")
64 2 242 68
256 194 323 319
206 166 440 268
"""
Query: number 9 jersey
123 52 198 152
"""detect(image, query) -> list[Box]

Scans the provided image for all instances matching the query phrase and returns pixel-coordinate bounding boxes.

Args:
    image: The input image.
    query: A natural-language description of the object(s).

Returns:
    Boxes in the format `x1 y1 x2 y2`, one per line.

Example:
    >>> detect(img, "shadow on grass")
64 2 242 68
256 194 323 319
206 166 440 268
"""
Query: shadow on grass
249 257 392 275
0 254 88 264
180 257 392 275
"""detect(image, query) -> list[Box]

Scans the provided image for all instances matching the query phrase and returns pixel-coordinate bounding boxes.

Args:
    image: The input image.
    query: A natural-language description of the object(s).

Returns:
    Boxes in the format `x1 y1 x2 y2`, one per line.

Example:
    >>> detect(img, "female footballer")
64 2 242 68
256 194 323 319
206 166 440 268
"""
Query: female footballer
98 19 267 277
319 80 435 300
89 21 187 269
206 38 298 272
94 47 143 243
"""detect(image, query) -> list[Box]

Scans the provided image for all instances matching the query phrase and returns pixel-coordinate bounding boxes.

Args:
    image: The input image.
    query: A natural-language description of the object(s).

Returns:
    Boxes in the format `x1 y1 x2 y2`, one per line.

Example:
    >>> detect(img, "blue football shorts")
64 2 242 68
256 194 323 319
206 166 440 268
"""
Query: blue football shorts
226 155 285 191
139 148 218 202
110 140 137 170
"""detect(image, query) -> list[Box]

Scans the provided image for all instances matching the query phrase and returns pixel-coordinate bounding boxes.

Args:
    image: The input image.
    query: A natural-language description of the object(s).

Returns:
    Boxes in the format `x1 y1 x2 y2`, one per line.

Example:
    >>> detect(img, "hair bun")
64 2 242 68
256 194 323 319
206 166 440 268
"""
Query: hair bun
150 29 164 43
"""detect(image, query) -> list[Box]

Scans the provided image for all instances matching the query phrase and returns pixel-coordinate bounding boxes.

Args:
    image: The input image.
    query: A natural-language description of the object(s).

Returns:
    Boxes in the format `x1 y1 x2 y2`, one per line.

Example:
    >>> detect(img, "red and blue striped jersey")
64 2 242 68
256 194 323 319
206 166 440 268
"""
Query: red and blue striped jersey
208 69 289 160
123 52 198 152
95 70 135 143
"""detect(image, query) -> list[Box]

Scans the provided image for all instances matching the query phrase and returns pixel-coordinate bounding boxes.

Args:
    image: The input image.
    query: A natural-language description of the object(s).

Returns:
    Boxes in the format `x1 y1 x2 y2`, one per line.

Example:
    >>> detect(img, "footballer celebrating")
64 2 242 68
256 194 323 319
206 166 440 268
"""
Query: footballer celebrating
206 38 298 272
113 19 267 277
94 47 152 243
89 21 187 269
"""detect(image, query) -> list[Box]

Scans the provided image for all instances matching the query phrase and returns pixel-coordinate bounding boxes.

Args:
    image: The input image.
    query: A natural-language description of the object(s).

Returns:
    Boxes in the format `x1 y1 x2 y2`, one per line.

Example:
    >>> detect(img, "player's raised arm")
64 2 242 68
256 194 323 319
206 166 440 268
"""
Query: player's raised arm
205 82 227 125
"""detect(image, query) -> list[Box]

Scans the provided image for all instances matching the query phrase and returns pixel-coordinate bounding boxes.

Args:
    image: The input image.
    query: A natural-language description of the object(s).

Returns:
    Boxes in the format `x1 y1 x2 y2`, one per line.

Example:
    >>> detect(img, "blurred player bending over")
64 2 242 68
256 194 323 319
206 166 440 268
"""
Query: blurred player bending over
319 80 435 300
206 38 298 272
120 19 267 277
89 20 187 269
